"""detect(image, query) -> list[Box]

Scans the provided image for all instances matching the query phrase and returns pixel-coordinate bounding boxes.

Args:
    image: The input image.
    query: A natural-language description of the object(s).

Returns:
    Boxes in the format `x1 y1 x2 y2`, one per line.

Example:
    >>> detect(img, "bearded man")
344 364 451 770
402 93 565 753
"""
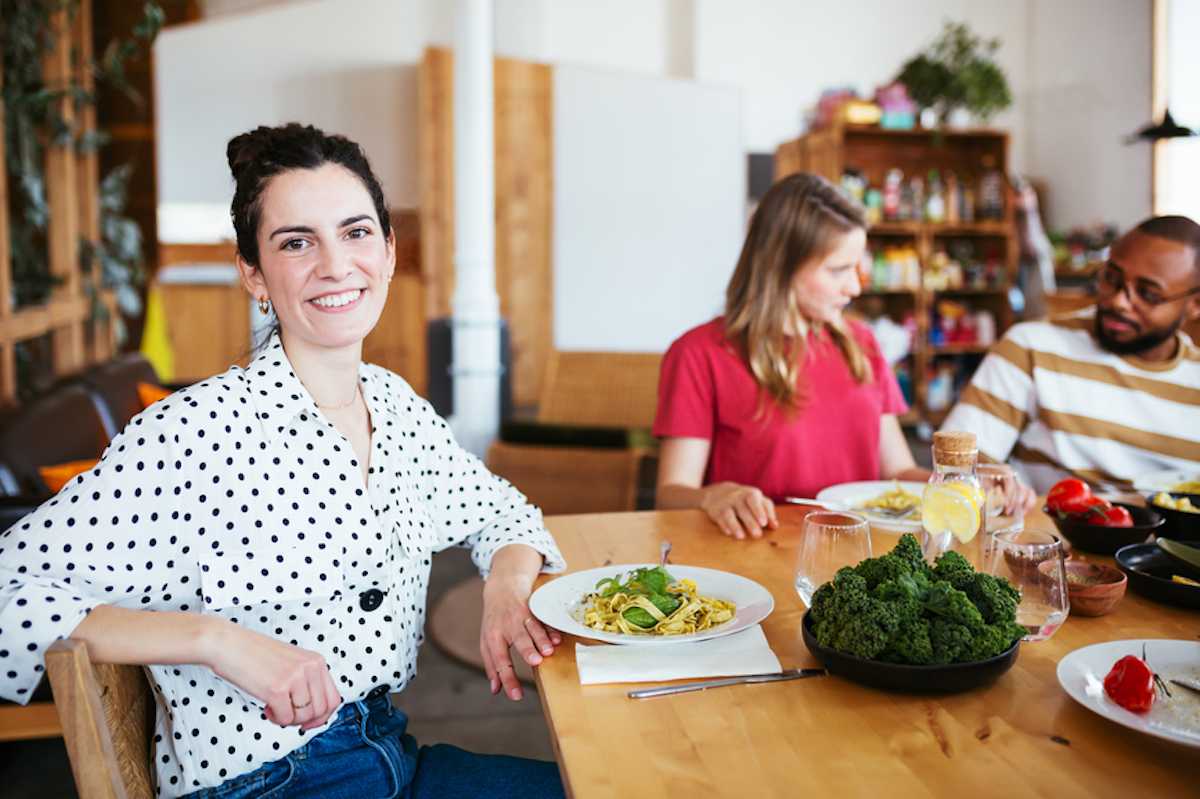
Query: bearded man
942 215 1200 493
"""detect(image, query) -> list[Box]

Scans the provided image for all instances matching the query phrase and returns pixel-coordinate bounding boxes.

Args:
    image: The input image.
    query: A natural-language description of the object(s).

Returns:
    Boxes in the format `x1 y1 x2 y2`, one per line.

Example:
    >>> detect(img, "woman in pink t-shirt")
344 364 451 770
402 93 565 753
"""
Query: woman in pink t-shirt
654 173 928 538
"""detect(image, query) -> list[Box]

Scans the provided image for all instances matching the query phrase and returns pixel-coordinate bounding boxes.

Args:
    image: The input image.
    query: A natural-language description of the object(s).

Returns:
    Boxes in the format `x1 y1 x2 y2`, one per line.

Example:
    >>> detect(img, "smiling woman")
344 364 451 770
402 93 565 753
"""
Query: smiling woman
0 124 567 799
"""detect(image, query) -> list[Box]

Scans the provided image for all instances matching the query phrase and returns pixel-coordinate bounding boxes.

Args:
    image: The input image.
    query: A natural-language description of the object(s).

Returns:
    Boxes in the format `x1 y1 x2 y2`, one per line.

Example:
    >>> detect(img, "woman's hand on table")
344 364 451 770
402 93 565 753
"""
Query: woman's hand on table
482 545 562 701
204 620 341 731
700 482 779 540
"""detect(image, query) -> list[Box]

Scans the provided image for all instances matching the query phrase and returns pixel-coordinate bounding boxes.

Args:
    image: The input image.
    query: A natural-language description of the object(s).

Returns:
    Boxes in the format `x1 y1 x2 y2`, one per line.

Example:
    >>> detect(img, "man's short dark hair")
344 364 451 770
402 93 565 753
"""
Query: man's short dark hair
1133 215 1200 273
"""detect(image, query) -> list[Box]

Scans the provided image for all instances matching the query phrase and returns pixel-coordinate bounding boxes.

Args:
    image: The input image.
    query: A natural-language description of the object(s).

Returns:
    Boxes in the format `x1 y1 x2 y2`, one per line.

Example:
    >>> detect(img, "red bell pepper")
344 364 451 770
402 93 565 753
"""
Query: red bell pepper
1103 655 1156 713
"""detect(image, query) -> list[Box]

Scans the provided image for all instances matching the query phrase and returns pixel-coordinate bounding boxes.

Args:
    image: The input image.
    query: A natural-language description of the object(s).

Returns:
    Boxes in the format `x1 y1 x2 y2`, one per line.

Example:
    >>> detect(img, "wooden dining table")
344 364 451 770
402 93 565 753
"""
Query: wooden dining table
534 506 1199 798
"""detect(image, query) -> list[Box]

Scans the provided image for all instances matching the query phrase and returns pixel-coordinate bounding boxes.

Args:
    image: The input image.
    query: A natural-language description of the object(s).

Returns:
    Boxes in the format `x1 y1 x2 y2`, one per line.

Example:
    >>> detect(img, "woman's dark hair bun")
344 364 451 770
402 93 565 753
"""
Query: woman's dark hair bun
226 126 276 183
226 123 391 267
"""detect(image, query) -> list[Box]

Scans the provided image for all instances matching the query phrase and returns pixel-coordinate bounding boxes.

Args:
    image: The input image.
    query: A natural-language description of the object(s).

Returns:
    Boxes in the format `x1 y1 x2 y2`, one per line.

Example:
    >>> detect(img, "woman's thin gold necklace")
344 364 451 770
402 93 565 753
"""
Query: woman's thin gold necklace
315 383 361 411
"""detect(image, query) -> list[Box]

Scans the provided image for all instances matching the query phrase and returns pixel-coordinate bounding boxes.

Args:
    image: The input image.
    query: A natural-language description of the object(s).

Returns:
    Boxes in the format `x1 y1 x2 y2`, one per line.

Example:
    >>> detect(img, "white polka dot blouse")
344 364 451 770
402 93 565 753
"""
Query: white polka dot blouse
0 334 565 796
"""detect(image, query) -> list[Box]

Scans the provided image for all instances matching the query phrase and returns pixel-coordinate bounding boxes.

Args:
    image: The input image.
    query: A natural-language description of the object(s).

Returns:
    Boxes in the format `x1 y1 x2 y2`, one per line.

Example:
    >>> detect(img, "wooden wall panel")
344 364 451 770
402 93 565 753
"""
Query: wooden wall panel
0 61 14 404
44 10 86 375
418 46 554 410
363 210 426 394
158 284 251 382
158 241 237 268
494 56 553 411
418 48 455 321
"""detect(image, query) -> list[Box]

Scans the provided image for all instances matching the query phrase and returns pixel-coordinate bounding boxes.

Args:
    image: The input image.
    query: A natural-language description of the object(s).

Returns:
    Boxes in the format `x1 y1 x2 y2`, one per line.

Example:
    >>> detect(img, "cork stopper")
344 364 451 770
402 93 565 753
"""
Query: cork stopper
932 430 977 468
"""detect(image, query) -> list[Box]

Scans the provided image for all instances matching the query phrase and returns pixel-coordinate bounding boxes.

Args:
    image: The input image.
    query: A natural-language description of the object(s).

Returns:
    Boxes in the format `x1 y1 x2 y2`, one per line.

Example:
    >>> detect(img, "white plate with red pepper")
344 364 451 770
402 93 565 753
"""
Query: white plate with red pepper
1057 639 1200 748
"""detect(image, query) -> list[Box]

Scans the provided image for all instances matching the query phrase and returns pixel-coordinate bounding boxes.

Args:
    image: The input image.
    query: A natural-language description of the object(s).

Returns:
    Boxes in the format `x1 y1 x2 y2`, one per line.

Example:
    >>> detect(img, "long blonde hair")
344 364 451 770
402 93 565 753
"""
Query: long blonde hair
724 173 873 412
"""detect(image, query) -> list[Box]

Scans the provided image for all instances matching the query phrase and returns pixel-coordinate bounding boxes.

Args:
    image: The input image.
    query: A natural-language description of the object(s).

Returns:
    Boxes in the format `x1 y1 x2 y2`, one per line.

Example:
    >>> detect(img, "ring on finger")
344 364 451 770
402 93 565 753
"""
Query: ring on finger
292 699 312 709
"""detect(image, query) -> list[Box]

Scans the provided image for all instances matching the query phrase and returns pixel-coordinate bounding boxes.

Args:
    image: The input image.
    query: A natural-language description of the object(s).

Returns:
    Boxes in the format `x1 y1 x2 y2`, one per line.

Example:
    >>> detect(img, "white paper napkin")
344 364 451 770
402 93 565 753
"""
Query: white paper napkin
575 624 781 685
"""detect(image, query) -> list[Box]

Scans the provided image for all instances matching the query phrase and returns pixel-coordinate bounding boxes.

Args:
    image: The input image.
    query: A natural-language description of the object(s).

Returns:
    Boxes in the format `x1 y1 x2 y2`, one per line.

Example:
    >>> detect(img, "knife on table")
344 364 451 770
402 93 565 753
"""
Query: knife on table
627 668 827 699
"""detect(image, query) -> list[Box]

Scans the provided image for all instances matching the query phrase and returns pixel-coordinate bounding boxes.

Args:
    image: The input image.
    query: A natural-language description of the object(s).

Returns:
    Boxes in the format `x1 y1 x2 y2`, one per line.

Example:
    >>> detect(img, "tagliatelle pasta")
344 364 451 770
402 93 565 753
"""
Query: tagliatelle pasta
581 570 736 636
858 482 922 519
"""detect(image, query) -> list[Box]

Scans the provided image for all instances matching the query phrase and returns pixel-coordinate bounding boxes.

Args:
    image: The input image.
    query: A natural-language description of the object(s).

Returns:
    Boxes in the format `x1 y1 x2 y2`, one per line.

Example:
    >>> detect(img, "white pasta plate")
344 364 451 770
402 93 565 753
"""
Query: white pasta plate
529 564 774 646
1132 468 1200 494
1057 639 1200 748
816 480 927 532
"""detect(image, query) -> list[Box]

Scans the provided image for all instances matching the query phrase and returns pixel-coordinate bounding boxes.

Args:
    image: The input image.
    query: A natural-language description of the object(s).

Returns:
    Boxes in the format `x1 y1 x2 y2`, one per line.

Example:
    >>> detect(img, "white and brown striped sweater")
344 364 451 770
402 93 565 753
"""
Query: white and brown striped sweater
941 308 1200 493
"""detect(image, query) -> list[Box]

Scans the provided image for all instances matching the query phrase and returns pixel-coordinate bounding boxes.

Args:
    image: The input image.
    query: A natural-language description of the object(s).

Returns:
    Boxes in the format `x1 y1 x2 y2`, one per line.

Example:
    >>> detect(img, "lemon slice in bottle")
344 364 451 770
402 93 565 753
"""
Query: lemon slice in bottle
922 484 981 544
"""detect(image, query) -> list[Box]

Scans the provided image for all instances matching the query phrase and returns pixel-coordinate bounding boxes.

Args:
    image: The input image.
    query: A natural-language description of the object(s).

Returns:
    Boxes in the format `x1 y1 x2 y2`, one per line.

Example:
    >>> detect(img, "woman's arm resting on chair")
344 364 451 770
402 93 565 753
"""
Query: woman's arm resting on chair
655 437 777 540
71 606 341 731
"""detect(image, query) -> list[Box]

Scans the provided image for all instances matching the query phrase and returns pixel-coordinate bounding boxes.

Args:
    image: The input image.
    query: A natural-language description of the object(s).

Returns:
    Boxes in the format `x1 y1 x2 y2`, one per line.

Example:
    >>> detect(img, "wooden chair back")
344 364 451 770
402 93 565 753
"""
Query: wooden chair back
487 442 643 514
536 351 662 429
45 639 155 799
486 351 662 515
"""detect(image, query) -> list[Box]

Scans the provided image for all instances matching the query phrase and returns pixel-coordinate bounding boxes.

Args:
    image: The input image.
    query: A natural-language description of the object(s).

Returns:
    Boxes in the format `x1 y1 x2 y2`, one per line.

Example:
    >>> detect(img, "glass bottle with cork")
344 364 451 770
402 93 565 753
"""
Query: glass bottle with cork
921 431 985 565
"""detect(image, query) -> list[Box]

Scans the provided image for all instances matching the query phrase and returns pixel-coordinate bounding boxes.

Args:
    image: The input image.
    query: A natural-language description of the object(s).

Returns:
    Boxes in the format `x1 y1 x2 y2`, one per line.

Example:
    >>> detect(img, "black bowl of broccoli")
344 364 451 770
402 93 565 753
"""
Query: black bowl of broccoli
800 533 1022 693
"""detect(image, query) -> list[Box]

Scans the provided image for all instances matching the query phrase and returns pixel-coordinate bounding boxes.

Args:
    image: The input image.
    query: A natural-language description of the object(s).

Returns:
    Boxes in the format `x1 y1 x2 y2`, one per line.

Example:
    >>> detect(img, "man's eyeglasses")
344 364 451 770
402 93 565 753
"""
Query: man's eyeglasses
1095 263 1200 309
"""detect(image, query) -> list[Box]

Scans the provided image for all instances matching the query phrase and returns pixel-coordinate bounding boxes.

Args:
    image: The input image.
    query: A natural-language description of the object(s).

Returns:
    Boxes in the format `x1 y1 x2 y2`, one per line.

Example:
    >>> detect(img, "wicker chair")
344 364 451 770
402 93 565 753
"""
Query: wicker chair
45 639 155 799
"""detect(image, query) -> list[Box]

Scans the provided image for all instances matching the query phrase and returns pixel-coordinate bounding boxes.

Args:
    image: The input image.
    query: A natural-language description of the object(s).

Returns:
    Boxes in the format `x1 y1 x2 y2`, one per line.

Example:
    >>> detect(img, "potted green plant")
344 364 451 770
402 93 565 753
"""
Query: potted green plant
897 21 1012 126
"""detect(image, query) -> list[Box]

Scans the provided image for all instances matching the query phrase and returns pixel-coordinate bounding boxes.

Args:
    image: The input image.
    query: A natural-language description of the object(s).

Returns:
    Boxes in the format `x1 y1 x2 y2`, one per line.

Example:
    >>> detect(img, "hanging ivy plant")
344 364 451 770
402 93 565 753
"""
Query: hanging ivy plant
2 0 163 331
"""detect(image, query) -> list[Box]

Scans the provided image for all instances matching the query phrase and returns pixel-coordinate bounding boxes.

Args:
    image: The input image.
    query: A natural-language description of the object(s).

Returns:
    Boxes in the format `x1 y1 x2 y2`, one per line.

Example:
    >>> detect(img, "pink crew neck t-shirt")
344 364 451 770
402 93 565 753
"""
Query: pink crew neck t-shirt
653 317 908 501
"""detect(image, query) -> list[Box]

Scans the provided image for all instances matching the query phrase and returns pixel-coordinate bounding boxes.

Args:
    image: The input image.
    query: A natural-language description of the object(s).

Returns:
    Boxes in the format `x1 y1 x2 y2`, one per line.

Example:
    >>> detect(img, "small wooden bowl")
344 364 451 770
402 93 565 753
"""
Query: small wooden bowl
1060 561 1127 617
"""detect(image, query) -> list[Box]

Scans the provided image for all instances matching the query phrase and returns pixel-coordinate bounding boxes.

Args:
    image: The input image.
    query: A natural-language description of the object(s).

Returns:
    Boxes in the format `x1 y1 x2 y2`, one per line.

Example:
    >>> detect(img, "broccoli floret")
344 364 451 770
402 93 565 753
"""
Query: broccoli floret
880 617 934 665
932 550 974 584
923 581 985 631
929 618 974 664
823 599 899 660
966 621 1025 661
893 533 931 574
856 556 909 589
810 565 898 660
957 572 1021 625
855 532 932 589
874 571 931 604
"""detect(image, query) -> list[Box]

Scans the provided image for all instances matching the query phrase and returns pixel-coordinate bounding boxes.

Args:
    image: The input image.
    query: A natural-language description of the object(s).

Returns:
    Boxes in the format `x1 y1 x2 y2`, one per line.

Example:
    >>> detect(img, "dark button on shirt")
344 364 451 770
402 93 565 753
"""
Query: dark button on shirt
367 684 390 700
359 588 384 612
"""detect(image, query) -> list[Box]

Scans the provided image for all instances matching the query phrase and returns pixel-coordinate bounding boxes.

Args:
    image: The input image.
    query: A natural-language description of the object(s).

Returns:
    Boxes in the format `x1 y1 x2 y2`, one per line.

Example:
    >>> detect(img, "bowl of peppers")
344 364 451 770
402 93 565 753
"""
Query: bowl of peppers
1044 478 1163 555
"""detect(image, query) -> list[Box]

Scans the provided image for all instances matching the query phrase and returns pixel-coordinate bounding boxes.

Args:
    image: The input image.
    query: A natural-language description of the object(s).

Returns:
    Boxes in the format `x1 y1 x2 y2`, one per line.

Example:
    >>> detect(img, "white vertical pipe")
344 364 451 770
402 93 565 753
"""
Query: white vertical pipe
449 0 501 457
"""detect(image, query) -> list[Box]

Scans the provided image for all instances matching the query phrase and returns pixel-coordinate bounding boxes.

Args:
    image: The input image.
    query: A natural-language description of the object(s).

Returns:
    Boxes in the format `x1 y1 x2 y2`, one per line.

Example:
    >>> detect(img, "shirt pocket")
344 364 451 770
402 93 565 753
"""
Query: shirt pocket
199 544 344 611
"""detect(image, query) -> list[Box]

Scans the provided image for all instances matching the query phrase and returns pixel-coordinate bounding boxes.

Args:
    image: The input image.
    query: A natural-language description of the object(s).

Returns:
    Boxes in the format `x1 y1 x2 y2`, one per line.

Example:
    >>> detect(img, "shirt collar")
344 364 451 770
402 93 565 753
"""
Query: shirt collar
244 333 396 441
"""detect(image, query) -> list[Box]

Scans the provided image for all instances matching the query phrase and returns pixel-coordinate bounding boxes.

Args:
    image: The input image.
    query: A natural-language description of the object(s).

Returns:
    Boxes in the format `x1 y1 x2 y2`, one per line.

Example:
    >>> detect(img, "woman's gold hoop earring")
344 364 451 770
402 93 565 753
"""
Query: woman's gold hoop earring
258 297 271 315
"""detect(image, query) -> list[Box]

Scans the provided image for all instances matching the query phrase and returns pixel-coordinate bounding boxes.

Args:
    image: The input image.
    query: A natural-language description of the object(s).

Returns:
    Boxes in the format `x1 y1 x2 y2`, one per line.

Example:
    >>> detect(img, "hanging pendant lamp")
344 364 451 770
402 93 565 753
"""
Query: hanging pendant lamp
1126 107 1196 143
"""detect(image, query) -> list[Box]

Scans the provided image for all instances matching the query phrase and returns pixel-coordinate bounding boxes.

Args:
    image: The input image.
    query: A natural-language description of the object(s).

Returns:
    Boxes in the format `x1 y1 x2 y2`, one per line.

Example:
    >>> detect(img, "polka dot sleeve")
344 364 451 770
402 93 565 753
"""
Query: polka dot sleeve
396 379 565 579
0 416 188 704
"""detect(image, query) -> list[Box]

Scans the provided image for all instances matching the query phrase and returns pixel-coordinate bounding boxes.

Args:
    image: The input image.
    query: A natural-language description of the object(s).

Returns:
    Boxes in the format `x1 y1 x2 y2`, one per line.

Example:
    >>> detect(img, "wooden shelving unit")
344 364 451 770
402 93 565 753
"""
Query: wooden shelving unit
775 123 1019 427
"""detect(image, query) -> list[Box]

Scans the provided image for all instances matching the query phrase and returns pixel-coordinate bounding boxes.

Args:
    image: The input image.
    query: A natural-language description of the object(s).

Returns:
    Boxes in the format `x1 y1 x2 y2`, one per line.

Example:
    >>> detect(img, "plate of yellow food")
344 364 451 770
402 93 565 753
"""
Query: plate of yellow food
1133 469 1200 495
817 480 927 532
529 564 773 646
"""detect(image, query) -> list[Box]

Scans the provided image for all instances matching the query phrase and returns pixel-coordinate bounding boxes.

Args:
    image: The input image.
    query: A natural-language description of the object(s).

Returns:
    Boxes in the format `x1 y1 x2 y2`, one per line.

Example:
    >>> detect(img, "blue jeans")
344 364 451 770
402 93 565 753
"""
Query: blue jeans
184 695 564 799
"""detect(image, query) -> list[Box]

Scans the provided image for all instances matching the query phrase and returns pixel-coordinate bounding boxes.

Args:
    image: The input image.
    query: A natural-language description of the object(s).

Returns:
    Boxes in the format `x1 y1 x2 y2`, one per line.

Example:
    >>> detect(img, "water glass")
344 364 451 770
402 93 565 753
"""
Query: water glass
977 463 1018 529
986 528 1070 641
795 511 872 607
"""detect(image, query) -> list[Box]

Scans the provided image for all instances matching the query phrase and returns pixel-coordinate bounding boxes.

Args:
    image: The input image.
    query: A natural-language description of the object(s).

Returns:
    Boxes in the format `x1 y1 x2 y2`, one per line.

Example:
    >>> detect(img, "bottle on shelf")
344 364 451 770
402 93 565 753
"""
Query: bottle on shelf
864 188 883 225
883 168 902 221
960 179 976 222
925 169 946 223
909 176 925 222
944 171 961 224
978 155 1004 220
